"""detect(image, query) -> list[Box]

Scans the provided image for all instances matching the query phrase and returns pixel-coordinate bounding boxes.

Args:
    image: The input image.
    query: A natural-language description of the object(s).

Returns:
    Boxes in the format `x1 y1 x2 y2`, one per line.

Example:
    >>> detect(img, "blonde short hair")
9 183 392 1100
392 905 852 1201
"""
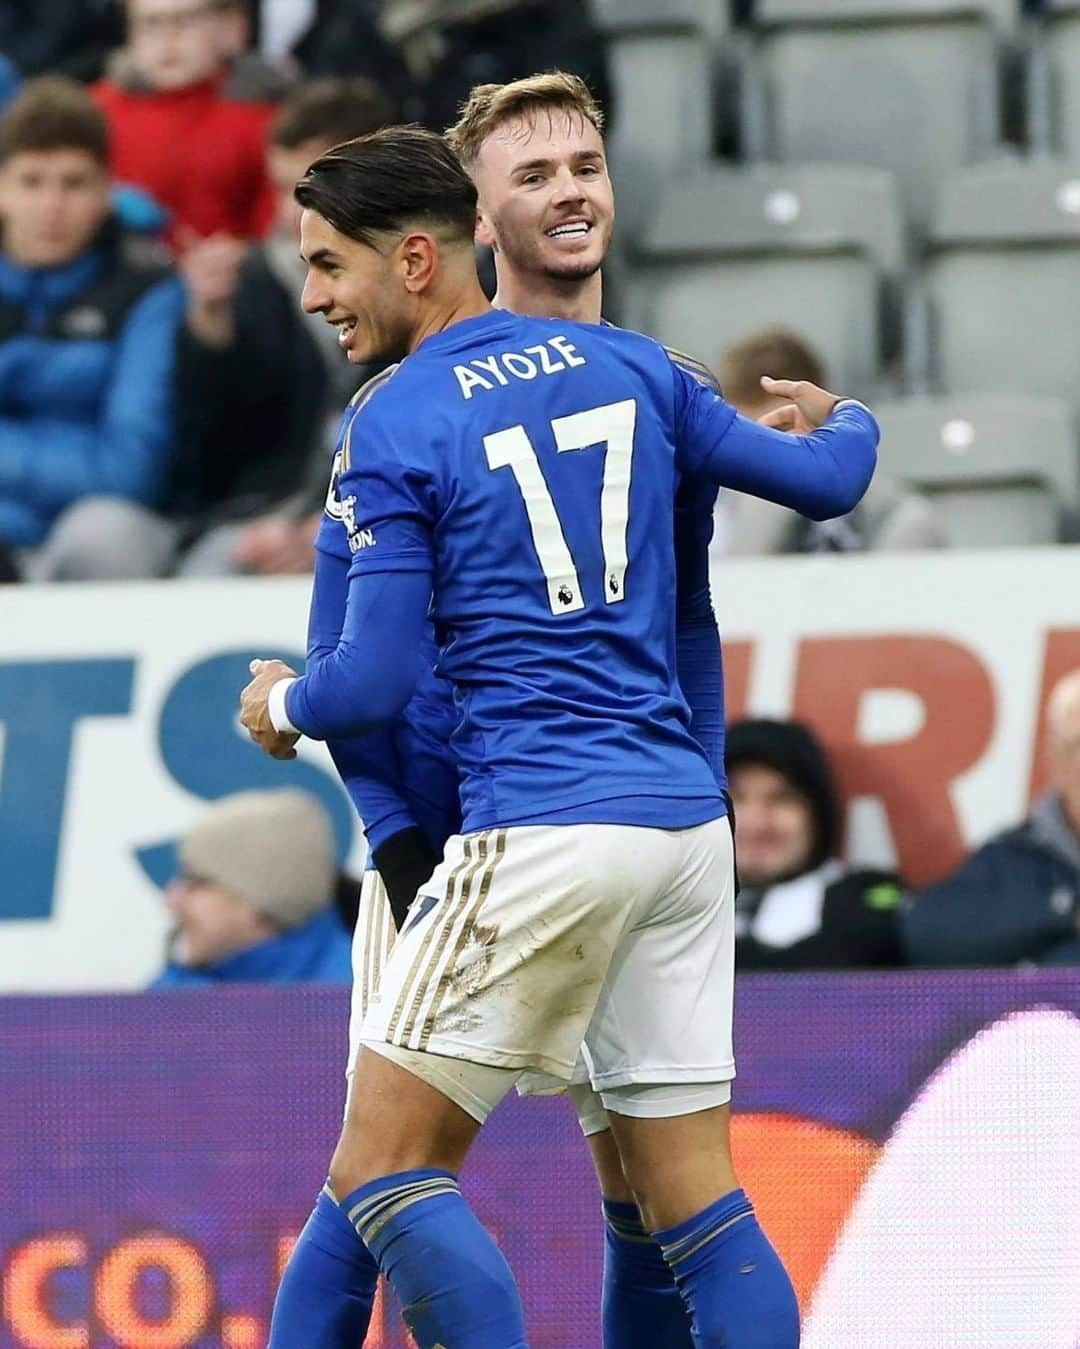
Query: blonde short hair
446 71 604 168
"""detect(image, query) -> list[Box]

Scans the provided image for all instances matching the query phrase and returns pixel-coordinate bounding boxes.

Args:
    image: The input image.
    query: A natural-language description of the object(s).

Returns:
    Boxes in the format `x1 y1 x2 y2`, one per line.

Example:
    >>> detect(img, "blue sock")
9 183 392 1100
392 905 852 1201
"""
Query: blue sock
267 1184 379 1348
602 1198 695 1348
342 1167 528 1349
655 1189 800 1348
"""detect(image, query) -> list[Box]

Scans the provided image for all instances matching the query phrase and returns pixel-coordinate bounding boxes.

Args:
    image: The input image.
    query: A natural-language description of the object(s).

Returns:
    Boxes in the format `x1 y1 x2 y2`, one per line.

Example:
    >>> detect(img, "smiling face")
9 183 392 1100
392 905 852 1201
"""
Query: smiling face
299 208 414 364
728 762 817 887
470 108 614 287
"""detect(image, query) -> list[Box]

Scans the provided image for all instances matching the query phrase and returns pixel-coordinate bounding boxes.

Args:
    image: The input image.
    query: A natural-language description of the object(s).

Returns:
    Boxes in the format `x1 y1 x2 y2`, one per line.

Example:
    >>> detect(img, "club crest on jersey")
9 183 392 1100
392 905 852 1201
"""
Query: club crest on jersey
323 449 346 521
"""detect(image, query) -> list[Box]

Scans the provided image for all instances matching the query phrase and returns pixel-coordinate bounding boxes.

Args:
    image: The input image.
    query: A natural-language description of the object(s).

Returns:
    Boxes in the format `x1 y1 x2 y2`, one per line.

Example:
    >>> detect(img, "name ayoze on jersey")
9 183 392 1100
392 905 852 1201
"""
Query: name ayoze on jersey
453 333 586 400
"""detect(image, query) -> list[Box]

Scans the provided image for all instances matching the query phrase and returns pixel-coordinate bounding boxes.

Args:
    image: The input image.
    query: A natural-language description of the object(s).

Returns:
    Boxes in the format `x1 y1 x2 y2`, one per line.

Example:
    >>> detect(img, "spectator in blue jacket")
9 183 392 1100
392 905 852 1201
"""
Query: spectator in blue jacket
0 75 184 580
152 788 352 988
903 669 1080 966
0 55 20 113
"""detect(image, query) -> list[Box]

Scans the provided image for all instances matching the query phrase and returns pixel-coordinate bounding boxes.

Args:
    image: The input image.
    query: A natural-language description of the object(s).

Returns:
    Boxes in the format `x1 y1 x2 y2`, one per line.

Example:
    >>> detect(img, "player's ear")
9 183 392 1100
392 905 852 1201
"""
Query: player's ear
474 204 497 250
399 231 439 293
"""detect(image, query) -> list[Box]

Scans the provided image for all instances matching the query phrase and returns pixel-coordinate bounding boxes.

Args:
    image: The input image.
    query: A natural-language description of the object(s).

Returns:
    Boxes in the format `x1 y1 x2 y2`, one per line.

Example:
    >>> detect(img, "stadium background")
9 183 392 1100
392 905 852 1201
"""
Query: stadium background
3 0 1080 1345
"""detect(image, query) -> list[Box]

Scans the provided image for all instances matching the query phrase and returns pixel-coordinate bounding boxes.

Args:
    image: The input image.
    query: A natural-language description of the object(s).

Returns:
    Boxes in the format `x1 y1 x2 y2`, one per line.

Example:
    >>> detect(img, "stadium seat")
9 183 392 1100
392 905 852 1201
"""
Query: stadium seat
1032 0 1080 157
591 0 723 231
872 393 1078 546
925 159 1080 409
742 0 1011 229
624 163 904 395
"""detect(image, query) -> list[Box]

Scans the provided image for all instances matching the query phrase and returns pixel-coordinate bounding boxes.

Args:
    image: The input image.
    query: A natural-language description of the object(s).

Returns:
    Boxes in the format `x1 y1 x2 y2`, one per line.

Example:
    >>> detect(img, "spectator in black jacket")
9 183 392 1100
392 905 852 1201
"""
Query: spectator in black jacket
727 718 905 969
902 670 1080 966
171 75 396 575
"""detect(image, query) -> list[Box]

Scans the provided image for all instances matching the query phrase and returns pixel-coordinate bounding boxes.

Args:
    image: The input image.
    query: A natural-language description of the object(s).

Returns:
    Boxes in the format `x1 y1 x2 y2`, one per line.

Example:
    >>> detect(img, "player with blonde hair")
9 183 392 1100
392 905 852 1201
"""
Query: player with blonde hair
251 79 848 1348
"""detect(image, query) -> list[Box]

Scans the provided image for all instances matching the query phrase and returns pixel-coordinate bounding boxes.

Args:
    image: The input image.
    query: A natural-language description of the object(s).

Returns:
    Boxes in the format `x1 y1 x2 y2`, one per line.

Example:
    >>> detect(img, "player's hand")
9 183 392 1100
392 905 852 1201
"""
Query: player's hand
239 658 301 760
756 376 842 435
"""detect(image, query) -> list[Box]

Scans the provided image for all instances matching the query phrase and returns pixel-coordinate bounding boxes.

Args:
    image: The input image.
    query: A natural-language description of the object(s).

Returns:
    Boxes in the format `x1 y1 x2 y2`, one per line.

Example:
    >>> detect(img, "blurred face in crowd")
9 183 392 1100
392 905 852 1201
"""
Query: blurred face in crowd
299 209 418 365
471 108 614 286
127 0 225 91
1048 672 1080 833
269 137 334 242
728 762 816 886
0 148 110 267
165 873 275 967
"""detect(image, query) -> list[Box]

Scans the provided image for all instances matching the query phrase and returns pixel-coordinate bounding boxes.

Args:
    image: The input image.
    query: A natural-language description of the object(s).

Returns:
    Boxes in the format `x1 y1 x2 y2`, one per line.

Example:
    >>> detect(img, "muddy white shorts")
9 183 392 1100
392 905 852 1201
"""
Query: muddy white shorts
358 816 736 1090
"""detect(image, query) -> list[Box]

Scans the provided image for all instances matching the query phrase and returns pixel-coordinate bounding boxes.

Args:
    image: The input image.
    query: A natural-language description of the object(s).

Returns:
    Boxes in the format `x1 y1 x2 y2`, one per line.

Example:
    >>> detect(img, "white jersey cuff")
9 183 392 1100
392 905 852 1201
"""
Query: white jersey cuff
268 677 300 735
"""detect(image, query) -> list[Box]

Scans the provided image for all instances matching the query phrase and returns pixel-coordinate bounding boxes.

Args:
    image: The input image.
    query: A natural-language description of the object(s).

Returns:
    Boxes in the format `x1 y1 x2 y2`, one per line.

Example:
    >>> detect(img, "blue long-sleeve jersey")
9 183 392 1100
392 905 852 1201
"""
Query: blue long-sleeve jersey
289 312 876 837
311 338 730 856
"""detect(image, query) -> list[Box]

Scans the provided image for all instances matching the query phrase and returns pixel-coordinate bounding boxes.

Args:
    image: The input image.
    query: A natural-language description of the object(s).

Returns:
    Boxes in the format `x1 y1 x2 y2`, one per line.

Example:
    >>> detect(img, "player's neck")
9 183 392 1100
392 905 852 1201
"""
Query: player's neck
408 278 492 353
493 269 602 324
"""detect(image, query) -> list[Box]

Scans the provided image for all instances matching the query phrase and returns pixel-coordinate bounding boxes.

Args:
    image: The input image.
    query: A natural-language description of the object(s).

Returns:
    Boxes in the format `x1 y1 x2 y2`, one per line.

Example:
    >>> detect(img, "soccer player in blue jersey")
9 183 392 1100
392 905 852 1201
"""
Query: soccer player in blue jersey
241 126 876 1347
260 72 737 1349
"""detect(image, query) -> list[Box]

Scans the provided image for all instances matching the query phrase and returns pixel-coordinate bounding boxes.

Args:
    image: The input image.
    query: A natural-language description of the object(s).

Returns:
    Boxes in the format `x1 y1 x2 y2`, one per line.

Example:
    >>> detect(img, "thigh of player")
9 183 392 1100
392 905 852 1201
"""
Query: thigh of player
360 823 678 1083
583 813 736 1097
344 867 397 1099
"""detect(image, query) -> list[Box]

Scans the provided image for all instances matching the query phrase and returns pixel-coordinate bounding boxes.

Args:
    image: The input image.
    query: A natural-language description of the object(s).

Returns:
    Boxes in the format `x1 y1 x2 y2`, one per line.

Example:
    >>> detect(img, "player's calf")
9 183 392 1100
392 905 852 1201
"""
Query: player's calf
608 1102 798 1348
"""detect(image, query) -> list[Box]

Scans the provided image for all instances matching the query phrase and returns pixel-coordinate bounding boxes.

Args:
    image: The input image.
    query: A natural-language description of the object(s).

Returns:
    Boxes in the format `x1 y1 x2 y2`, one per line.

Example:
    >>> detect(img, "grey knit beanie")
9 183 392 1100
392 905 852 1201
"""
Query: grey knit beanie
179 789 336 930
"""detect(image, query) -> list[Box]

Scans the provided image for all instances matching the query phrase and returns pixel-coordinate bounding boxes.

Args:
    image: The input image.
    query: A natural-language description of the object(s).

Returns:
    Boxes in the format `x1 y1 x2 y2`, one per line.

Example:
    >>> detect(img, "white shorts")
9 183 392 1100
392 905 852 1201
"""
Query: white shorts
345 869 397 1083
359 816 736 1090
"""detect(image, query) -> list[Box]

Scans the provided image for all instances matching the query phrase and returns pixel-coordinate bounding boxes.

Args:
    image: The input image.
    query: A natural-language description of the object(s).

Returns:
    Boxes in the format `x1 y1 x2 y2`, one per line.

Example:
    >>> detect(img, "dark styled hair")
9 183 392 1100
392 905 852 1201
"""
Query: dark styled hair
272 77 397 152
0 76 109 166
295 125 477 247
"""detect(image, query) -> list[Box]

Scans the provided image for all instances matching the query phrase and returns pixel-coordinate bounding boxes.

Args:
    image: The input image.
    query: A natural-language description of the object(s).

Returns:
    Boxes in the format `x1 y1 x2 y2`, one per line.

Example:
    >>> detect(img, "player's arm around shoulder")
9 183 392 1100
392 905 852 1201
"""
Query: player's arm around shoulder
672 361 879 521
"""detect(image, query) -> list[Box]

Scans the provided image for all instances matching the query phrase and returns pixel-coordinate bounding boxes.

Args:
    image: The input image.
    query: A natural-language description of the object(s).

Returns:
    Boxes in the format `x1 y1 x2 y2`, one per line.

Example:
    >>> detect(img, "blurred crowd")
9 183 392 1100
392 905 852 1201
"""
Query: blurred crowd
0 0 610 584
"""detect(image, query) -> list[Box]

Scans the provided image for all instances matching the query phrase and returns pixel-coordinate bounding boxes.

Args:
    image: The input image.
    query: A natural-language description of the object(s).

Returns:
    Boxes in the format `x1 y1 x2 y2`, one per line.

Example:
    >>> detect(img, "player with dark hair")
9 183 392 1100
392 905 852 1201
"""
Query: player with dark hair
241 123 875 1347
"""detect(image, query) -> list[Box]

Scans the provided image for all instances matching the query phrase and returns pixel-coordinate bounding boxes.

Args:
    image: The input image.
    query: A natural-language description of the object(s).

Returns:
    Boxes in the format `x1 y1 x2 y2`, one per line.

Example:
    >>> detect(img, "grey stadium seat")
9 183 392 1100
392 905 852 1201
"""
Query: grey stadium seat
743 0 1010 229
624 164 904 395
926 160 1080 410
873 393 1078 546
1034 0 1080 158
590 0 723 232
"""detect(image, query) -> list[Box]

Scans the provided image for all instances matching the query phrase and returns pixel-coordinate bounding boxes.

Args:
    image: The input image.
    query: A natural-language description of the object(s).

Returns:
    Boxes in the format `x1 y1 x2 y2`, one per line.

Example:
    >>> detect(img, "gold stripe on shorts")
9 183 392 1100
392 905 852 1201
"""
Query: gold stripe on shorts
418 828 506 1050
385 837 481 1045
396 833 495 1048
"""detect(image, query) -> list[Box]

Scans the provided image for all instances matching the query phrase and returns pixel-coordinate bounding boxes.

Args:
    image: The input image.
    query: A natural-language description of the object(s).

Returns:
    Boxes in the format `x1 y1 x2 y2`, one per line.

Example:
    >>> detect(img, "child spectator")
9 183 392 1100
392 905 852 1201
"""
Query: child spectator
93 0 279 244
0 76 184 580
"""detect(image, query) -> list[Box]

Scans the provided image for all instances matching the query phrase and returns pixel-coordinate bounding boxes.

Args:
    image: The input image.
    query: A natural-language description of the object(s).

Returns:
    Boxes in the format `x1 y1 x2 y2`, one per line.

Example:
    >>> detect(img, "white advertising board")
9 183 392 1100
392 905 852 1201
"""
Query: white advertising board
0 546 1076 990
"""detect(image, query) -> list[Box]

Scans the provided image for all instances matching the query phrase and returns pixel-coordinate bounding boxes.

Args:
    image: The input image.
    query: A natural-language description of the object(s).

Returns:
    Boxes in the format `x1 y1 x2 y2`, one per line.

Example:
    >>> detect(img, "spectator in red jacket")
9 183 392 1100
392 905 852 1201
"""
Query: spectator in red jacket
92 0 277 245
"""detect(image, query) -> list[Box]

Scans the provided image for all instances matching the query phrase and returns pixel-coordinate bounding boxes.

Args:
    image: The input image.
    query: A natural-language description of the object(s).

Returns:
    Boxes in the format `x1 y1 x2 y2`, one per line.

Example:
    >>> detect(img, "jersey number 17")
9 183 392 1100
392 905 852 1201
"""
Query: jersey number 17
483 399 637 616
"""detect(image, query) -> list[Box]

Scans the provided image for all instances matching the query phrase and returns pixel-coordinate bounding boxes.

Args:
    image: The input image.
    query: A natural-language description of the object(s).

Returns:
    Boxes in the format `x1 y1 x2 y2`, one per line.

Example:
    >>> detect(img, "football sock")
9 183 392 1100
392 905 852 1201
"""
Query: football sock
343 1167 528 1348
602 1197 695 1348
655 1188 800 1348
267 1184 379 1347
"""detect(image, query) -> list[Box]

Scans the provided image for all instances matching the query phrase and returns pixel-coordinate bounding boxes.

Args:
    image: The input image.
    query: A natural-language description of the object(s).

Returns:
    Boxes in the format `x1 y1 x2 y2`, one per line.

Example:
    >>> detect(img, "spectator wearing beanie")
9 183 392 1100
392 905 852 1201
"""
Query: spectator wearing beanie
726 718 906 969
152 788 351 986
